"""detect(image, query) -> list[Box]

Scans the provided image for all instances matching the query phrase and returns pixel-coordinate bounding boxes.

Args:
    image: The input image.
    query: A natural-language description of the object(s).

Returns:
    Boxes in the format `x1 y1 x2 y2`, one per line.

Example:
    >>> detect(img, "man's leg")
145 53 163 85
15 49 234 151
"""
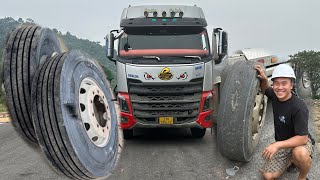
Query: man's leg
260 148 291 180
261 171 282 180
292 143 313 180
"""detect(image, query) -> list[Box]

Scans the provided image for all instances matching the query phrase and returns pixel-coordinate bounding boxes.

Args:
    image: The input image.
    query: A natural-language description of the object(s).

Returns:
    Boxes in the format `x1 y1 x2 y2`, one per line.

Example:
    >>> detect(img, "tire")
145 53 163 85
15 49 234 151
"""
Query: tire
123 129 134 139
191 128 206 138
217 61 267 162
3 25 61 145
31 50 121 179
295 67 312 99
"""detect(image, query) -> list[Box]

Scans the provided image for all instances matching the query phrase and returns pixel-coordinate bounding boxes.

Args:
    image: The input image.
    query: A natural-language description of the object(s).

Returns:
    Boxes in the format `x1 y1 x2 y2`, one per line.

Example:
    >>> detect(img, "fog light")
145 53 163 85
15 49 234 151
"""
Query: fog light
121 117 128 123
204 115 212 122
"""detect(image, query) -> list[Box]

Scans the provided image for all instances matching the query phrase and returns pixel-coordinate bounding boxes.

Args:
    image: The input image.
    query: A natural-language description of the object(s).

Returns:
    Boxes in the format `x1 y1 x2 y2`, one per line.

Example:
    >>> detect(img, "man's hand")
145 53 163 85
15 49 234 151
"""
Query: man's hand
262 142 280 161
254 64 268 81
254 64 270 92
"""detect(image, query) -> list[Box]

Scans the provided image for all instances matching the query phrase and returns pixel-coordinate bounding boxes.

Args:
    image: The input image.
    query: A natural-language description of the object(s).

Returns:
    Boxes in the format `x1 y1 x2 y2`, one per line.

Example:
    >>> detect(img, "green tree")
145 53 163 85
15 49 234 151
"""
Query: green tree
289 50 320 99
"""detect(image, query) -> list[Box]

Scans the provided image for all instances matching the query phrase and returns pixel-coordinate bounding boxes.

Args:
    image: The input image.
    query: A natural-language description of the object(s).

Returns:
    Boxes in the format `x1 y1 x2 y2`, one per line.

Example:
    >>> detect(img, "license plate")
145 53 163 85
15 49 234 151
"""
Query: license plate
159 117 174 124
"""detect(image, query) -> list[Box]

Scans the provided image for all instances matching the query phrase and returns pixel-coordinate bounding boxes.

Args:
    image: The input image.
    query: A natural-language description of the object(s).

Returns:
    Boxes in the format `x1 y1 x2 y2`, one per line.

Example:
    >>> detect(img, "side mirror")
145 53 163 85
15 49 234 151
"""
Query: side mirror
221 31 228 55
212 29 219 60
106 33 115 62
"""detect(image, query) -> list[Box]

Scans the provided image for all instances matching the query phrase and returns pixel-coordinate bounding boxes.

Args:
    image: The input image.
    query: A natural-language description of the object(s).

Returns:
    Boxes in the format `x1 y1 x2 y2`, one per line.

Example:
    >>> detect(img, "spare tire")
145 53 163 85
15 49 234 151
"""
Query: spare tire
3 25 61 145
31 50 121 179
217 61 267 162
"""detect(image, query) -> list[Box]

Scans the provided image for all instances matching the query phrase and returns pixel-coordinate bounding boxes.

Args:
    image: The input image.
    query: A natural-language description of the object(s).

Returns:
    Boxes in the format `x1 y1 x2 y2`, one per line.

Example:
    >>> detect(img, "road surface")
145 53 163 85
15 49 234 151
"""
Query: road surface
0 103 319 180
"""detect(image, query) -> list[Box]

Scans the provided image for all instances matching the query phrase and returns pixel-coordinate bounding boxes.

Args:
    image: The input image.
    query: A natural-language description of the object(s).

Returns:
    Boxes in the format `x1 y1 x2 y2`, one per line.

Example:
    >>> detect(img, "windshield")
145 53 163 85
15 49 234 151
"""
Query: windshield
118 27 210 58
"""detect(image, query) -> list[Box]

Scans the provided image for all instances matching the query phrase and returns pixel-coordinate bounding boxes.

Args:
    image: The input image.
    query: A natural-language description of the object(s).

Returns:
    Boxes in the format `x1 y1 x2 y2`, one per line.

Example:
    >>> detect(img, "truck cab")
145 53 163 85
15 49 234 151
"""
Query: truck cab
107 5 226 138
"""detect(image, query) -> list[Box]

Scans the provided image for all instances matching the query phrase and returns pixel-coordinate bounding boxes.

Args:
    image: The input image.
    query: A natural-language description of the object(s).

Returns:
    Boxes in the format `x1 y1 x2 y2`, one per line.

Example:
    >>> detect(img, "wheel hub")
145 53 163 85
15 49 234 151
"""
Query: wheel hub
251 88 267 140
79 78 111 147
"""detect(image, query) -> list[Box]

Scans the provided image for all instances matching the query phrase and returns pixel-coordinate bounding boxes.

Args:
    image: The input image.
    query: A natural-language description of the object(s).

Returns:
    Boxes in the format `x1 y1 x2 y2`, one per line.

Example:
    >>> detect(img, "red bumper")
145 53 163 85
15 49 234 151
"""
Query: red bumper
119 91 214 129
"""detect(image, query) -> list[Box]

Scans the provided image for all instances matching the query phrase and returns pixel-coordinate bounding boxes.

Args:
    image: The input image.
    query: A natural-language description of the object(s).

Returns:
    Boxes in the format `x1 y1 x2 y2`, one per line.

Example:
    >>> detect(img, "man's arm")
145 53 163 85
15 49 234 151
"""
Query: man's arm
274 135 308 149
254 64 271 93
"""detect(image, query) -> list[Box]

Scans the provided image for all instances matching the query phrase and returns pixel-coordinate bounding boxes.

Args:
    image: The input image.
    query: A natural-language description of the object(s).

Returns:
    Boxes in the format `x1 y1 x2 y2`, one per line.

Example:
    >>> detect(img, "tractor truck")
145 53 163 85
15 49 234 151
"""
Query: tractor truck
106 5 311 162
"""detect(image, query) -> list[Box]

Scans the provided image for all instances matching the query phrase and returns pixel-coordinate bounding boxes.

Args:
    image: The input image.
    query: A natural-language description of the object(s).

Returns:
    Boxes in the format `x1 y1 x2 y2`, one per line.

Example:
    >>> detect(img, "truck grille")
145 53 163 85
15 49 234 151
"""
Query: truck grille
127 79 203 124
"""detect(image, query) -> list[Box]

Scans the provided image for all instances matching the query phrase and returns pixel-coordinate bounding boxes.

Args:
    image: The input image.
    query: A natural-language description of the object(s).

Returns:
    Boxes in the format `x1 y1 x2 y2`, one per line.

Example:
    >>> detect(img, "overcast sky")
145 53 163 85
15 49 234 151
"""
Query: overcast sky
1 0 319 59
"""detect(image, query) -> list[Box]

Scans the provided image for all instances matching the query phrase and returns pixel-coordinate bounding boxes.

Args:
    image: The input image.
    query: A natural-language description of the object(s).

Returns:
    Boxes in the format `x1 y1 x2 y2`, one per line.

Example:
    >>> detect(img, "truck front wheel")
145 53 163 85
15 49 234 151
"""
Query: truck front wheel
191 128 206 138
123 129 134 139
217 61 267 162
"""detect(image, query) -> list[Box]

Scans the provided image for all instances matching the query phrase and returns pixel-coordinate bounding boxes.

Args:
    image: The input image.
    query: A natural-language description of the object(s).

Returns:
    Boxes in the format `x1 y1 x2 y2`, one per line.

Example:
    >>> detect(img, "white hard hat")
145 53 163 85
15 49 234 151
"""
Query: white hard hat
271 64 296 80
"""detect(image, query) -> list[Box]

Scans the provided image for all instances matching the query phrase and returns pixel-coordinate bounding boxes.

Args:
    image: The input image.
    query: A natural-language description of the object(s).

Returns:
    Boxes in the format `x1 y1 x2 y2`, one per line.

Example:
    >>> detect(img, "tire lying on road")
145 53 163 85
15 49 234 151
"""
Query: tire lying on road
3 25 61 145
217 61 267 162
31 50 121 179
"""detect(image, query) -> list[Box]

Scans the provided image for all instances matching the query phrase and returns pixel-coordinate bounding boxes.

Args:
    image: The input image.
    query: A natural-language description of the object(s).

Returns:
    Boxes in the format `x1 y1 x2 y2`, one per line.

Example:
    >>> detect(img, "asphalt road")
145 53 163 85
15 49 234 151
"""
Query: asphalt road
0 103 319 180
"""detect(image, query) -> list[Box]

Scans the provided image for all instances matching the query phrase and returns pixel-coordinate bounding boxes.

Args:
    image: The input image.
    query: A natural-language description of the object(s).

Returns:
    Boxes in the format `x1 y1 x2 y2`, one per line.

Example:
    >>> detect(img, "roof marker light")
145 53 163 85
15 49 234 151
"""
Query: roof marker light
179 11 184 17
144 11 148 17
170 11 175 17
162 11 167 17
153 11 158 17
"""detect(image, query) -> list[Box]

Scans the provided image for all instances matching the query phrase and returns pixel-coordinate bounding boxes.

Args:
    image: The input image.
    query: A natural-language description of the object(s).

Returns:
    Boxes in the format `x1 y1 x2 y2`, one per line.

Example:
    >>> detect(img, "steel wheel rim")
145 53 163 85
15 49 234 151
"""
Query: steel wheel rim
251 88 267 141
79 77 112 147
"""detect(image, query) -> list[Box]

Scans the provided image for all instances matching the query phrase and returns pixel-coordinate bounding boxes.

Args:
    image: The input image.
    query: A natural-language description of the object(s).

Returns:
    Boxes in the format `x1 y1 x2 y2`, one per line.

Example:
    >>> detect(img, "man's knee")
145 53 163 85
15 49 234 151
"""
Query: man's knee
292 146 311 163
261 171 282 180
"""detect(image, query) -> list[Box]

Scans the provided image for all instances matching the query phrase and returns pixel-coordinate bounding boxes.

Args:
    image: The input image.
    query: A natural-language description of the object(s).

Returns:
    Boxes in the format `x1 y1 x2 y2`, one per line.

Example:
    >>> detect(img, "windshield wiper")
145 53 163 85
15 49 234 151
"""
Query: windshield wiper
163 56 202 61
126 56 161 61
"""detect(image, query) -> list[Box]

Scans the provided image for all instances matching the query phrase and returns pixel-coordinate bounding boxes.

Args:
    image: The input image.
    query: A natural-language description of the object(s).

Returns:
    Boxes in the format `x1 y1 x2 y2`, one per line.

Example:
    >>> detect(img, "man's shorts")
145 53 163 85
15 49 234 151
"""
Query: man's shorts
261 139 314 173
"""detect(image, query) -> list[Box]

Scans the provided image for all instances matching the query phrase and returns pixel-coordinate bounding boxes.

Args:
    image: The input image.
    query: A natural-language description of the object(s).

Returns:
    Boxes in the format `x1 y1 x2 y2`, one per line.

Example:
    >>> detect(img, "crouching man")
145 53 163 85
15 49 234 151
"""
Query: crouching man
254 64 314 180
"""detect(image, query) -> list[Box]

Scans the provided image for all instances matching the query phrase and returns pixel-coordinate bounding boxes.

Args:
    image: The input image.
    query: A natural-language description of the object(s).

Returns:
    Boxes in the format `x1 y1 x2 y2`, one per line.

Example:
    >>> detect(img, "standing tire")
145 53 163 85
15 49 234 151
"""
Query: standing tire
31 50 121 179
191 128 206 138
217 61 267 162
295 67 312 99
3 25 61 145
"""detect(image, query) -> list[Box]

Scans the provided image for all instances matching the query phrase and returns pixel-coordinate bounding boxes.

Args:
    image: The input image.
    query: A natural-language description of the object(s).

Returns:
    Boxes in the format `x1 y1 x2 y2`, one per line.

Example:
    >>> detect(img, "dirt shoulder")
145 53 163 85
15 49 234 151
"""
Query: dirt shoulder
312 99 320 148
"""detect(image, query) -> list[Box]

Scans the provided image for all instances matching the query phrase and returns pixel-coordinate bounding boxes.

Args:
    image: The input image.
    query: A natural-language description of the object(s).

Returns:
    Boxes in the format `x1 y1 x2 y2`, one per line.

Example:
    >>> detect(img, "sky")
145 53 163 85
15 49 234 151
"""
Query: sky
1 0 320 59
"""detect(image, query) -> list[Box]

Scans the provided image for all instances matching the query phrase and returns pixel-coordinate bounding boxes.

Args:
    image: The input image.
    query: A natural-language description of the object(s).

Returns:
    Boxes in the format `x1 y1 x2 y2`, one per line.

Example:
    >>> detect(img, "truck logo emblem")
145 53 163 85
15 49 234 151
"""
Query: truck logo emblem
177 72 188 80
158 67 173 80
144 72 155 80
128 74 139 78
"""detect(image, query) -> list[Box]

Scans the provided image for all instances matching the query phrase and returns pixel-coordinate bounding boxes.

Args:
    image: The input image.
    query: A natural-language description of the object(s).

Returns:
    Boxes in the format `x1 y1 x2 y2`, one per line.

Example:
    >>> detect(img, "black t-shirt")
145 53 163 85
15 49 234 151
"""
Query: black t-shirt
265 87 309 141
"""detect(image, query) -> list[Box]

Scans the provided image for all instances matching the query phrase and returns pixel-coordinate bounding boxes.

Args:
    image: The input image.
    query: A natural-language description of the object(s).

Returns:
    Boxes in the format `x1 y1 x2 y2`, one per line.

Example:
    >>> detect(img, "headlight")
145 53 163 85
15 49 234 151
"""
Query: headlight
118 95 130 113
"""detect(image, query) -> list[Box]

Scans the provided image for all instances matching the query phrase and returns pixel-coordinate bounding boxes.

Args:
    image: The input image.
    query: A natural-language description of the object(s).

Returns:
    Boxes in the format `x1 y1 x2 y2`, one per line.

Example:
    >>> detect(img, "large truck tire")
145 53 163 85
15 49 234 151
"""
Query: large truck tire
295 67 312 99
31 50 122 179
217 61 267 162
3 25 61 145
